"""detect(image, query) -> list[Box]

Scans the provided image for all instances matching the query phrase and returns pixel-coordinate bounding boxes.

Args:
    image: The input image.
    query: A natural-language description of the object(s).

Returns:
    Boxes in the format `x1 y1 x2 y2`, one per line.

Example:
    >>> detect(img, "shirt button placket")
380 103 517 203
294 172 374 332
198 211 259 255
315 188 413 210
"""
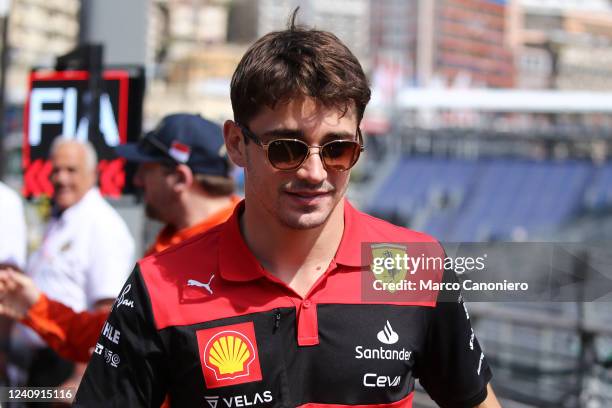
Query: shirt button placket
297 299 319 346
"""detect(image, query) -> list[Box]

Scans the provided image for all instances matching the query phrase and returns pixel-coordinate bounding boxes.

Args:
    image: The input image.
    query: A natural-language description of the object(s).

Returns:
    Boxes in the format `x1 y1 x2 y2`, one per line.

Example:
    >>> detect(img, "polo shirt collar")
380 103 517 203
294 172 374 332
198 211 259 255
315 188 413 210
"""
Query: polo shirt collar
334 199 368 267
218 198 368 282
218 200 267 282
53 187 99 222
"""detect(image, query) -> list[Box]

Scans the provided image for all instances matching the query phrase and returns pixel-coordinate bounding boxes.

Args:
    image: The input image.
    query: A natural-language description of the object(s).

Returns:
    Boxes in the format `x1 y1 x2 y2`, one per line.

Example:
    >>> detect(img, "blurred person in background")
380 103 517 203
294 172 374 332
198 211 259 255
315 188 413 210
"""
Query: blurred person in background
120 113 239 256
0 181 27 269
8 137 134 399
0 181 27 387
0 113 238 365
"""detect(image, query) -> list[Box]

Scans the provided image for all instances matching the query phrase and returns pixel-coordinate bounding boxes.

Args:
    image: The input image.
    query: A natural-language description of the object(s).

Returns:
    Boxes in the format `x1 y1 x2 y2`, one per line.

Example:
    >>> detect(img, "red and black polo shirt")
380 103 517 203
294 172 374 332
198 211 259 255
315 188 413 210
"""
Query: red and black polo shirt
75 200 492 407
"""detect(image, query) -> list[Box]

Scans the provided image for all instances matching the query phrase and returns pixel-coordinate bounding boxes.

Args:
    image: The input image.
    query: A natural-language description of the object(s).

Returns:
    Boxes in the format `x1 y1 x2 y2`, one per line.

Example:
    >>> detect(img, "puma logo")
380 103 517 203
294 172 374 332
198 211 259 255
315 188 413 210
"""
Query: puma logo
187 274 214 295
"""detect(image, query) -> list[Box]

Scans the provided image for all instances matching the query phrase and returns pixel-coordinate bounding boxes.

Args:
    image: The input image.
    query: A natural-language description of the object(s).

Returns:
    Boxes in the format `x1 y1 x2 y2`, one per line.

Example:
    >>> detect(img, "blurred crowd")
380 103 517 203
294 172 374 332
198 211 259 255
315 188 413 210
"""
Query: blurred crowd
0 113 238 406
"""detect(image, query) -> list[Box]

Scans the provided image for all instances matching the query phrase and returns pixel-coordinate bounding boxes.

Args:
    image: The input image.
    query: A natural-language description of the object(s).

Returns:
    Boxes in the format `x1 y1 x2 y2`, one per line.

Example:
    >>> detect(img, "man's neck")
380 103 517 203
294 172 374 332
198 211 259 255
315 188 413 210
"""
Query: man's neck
240 200 345 297
52 188 93 219
172 194 234 231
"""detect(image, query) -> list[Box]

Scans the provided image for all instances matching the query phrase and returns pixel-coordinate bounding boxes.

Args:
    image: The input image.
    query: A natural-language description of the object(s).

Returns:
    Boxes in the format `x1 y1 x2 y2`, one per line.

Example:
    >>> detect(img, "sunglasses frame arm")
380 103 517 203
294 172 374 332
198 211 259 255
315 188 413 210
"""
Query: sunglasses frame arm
238 124 264 146
357 128 365 152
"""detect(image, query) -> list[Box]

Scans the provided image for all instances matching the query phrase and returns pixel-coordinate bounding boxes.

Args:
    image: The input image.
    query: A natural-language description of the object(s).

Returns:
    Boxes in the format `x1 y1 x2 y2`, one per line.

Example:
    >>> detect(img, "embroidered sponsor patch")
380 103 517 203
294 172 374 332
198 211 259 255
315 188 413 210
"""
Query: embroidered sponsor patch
196 322 262 389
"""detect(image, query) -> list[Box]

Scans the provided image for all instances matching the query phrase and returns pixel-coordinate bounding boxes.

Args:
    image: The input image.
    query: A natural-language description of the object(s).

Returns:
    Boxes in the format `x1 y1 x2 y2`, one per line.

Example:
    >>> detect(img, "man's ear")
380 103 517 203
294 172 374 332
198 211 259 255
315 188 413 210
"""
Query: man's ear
223 120 246 168
172 164 194 192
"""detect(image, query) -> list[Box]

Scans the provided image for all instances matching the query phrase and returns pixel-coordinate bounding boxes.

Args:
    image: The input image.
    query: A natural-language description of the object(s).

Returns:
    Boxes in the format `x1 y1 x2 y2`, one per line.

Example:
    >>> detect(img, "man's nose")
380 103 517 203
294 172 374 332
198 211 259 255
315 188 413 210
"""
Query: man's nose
295 148 327 184
51 169 67 184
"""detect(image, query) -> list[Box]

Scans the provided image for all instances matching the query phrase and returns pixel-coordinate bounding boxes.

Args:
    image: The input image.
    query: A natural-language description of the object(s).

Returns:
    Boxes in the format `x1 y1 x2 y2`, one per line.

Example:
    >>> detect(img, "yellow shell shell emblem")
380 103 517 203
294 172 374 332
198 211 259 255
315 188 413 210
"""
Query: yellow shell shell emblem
205 331 256 378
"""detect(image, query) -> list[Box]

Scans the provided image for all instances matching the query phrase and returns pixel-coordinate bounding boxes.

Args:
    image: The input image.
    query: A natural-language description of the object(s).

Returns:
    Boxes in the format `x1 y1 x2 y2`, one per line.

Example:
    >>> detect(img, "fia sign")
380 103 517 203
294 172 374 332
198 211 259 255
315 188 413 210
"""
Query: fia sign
23 70 131 198
28 86 121 147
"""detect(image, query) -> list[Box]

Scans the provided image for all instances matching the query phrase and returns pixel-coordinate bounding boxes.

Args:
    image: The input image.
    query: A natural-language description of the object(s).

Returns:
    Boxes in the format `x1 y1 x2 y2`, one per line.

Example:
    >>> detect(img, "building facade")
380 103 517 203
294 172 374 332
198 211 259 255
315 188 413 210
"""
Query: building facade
370 0 514 90
508 0 612 90
257 0 371 69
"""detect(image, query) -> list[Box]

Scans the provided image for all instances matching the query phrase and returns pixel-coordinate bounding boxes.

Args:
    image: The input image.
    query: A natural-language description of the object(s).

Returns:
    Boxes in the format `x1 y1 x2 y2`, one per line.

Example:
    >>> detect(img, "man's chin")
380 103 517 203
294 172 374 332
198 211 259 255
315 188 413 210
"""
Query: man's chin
278 209 333 230
145 205 163 222
54 194 76 210
277 193 343 230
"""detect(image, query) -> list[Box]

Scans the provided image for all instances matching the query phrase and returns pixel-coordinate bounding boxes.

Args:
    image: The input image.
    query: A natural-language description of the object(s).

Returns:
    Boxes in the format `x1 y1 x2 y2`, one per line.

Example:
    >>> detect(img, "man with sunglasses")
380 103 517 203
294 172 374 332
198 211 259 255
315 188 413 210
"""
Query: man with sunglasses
75 15 500 408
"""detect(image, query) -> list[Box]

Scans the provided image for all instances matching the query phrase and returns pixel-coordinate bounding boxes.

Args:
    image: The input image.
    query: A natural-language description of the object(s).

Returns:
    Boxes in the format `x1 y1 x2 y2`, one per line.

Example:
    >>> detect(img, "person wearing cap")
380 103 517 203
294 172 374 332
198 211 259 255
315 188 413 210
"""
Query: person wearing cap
117 113 240 255
0 114 239 365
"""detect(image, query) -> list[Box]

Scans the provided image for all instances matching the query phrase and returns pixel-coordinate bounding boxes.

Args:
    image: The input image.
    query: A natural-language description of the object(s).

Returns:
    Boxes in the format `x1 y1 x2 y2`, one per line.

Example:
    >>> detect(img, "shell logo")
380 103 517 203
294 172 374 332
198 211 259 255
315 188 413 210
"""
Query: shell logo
205 331 256 379
196 322 262 389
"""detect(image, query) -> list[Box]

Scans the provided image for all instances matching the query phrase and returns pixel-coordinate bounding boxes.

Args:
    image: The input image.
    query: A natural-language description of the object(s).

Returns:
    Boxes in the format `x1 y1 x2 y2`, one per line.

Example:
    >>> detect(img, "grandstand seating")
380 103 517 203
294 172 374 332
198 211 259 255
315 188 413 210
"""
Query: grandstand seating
368 156 610 241
584 163 612 211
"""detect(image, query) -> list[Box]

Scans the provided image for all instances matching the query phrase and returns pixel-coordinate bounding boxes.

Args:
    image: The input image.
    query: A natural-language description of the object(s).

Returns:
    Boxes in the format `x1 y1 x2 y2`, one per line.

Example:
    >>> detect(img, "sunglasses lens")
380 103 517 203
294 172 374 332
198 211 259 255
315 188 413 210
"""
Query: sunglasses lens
268 140 309 170
322 141 360 171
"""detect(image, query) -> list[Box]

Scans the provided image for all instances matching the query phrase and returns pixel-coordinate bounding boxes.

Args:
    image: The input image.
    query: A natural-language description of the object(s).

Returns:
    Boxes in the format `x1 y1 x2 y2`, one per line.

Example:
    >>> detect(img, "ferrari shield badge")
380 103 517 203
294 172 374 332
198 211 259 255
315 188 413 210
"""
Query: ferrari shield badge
370 243 408 293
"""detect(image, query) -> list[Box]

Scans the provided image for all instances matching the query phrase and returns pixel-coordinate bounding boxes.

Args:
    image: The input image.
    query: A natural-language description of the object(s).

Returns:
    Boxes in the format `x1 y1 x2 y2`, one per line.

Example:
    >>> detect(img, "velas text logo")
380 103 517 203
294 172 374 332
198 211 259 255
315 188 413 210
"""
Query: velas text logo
197 322 262 389
204 392 273 408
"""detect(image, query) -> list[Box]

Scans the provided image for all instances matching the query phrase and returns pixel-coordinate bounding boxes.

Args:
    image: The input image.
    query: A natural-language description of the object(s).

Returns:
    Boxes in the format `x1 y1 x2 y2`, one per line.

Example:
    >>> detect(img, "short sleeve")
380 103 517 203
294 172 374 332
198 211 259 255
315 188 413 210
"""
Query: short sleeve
415 268 493 408
74 265 167 407
21 294 109 363
85 215 135 305
0 185 27 269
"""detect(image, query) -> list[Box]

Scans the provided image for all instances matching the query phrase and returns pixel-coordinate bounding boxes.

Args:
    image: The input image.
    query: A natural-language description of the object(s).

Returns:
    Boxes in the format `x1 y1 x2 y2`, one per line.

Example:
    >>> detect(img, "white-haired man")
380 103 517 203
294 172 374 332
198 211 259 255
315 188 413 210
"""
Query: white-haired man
11 137 134 394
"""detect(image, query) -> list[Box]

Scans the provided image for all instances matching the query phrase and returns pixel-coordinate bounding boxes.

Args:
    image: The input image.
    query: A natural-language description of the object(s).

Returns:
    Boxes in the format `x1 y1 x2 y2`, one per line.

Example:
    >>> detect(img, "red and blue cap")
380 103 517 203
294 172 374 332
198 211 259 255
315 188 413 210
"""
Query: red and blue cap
114 113 229 177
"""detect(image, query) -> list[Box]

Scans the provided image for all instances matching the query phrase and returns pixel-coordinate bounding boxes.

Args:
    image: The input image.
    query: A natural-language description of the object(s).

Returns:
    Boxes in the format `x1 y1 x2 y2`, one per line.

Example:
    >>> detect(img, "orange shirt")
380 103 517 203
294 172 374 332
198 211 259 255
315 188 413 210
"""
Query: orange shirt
146 196 240 256
20 196 241 363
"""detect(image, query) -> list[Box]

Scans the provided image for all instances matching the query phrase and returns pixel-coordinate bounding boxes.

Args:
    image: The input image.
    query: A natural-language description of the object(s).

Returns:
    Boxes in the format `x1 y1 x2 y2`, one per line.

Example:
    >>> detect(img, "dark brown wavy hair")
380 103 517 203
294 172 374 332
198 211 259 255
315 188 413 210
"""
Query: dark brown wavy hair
230 8 371 126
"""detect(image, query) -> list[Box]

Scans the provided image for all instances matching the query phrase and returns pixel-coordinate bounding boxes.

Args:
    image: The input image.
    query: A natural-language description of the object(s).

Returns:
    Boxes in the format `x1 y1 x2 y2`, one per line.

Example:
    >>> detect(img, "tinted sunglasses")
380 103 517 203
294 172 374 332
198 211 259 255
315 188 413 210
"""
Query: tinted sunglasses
238 125 364 171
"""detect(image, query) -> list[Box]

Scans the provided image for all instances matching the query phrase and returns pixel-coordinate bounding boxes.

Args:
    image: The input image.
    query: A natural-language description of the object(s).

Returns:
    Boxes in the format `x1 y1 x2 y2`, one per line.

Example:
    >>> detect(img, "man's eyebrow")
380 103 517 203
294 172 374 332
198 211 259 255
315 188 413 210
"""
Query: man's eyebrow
260 128 304 139
260 128 356 142
321 131 356 143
